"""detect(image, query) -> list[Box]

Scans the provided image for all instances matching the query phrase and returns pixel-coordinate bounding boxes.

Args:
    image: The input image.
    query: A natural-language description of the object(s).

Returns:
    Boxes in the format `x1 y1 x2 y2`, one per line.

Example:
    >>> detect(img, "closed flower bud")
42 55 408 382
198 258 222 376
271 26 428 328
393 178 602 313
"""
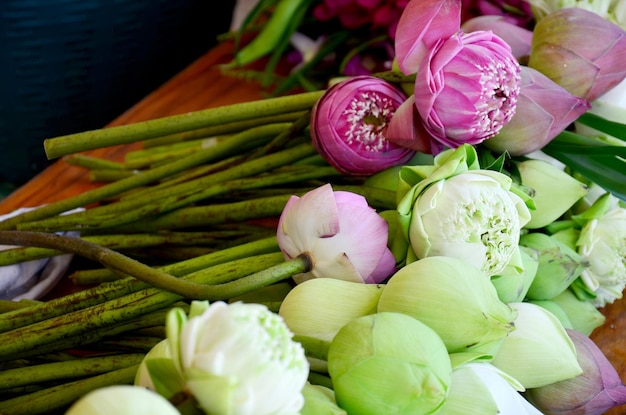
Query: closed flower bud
490 246 539 303
301 383 347 415
528 7 626 101
520 232 587 300
484 67 591 156
66 385 180 415
310 76 416 176
491 302 582 388
277 183 396 284
515 158 589 228
437 362 543 415
525 329 626 415
328 311 452 415
377 256 517 353
550 289 606 335
278 277 385 342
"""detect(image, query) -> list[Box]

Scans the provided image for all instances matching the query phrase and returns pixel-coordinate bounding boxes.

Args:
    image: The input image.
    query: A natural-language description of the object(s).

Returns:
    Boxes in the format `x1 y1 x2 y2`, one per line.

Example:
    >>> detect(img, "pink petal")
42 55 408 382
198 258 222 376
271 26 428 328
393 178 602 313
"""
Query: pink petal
395 0 462 74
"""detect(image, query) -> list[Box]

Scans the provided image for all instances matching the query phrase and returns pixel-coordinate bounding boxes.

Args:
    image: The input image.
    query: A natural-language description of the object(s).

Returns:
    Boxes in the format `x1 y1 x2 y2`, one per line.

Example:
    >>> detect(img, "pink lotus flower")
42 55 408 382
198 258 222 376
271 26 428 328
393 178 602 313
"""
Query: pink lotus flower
389 29 521 154
310 76 416 175
485 66 591 155
529 7 626 101
389 0 521 154
276 183 396 284
394 0 462 75
525 329 626 415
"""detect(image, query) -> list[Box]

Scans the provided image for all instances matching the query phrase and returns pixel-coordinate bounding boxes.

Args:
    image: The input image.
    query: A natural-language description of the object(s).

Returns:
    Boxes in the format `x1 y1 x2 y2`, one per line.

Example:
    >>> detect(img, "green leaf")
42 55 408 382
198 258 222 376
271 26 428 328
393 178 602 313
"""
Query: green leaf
576 113 626 141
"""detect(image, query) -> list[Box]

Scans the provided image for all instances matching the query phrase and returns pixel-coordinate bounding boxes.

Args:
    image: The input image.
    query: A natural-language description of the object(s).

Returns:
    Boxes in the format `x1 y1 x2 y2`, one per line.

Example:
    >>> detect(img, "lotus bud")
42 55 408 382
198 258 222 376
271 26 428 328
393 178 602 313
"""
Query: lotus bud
310 76 416 176
484 66 591 156
134 339 185 399
515 158 589 229
377 256 517 353
165 301 309 415
328 312 452 415
65 385 180 415
437 362 544 415
278 277 385 343
528 7 626 101
301 383 347 415
491 302 582 388
490 246 539 304
520 232 587 300
277 183 396 284
525 329 626 415
528 299 575 330
550 289 606 335
461 15 533 60
576 201 626 307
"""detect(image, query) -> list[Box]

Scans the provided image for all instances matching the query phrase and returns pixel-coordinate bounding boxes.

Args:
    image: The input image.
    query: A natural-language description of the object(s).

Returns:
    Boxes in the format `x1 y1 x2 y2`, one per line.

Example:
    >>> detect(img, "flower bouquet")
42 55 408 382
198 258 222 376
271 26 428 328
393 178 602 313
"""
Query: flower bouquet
0 0 625 414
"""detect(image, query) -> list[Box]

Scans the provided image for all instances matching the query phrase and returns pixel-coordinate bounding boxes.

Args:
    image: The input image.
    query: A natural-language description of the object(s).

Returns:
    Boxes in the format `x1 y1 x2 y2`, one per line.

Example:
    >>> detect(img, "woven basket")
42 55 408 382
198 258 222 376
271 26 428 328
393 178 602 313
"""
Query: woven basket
0 0 223 184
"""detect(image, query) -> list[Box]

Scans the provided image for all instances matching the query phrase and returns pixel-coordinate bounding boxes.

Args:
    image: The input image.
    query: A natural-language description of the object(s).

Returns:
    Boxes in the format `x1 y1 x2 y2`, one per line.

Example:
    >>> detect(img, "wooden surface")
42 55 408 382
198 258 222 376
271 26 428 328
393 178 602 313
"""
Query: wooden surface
0 40 624 413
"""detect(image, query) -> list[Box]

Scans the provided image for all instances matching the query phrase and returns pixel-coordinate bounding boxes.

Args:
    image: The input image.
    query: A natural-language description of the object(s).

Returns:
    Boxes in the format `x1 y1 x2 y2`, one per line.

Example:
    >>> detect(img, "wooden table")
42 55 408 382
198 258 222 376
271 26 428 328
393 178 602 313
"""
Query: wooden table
0 41 624 413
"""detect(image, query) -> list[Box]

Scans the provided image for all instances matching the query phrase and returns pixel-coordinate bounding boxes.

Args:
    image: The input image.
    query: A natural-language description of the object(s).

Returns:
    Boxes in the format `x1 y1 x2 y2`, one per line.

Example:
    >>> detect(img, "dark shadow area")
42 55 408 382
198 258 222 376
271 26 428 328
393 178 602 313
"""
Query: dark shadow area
0 0 235 185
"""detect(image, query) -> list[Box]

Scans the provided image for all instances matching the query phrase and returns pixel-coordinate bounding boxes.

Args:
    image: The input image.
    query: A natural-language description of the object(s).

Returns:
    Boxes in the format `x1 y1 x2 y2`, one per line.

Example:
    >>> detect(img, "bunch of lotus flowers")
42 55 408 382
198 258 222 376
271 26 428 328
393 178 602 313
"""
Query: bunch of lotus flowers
64 0 626 413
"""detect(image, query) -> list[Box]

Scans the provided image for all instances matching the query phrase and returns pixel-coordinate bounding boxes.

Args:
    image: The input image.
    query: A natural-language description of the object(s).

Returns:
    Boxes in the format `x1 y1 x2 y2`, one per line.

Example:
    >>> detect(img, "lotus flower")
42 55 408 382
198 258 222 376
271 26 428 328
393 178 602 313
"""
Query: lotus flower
158 301 309 415
491 302 582 389
310 76 416 176
525 329 626 415
394 145 531 276
389 0 521 154
461 0 535 28
328 311 452 415
377 256 517 353
576 195 626 307
276 183 396 284
66 386 180 415
528 7 626 101
484 67 591 156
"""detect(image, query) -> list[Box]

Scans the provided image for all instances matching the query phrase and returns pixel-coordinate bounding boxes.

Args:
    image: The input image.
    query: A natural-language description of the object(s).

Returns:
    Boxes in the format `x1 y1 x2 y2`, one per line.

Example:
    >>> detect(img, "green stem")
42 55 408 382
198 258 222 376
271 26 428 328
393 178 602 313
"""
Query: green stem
0 236 278 333
142 110 308 148
63 154 125 170
0 253 308 361
0 354 145 390
0 231 238 300
0 123 287 231
0 364 139 415
293 335 330 362
0 231 255 265
43 91 323 158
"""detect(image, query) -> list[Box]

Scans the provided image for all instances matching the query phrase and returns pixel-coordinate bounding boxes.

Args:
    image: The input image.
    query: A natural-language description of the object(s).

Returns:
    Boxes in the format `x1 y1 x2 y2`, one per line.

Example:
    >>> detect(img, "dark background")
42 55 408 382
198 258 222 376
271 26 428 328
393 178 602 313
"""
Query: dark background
0 0 235 186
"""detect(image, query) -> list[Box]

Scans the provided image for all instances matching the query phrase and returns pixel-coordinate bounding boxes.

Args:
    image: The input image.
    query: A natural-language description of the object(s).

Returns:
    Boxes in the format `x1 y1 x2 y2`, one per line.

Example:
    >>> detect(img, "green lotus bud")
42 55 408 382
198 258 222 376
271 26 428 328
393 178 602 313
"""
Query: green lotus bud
517 159 588 229
301 383 347 415
491 302 582 388
66 385 180 415
520 232 587 300
328 312 451 415
437 363 543 415
551 289 606 335
527 299 575 330
279 277 385 343
490 246 539 303
377 256 517 353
